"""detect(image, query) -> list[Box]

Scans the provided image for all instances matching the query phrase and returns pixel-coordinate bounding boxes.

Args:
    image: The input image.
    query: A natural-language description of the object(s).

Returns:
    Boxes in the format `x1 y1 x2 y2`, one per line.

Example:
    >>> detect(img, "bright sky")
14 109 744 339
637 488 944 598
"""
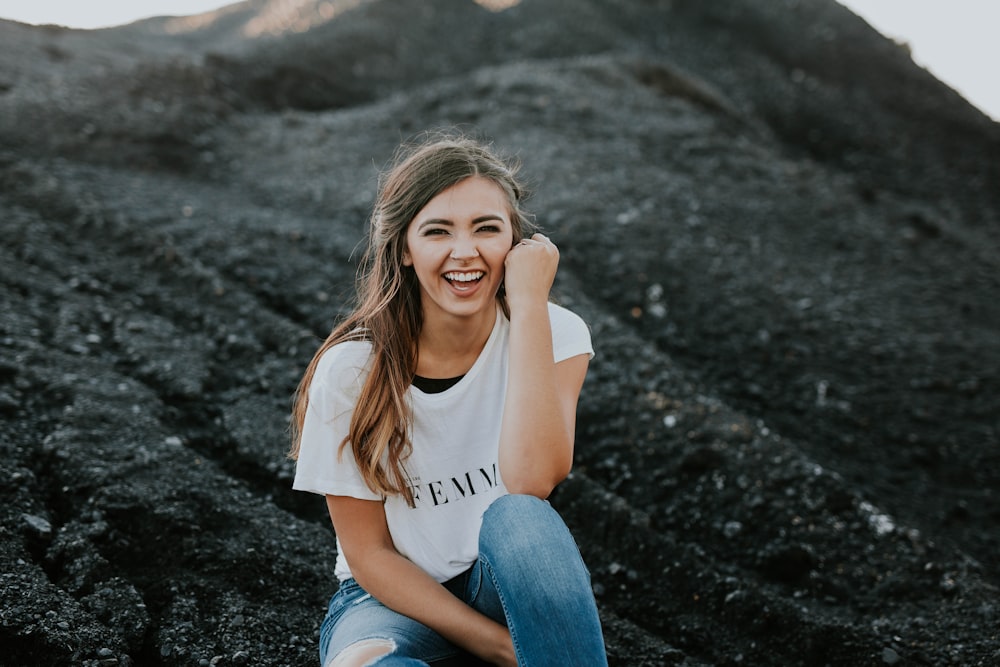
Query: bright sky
0 1 996 121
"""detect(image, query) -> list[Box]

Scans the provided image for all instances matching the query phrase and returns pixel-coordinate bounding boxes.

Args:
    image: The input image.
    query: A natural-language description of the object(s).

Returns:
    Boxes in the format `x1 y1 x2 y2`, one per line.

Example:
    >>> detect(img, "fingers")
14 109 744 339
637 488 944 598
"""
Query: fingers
515 233 554 248
504 232 559 305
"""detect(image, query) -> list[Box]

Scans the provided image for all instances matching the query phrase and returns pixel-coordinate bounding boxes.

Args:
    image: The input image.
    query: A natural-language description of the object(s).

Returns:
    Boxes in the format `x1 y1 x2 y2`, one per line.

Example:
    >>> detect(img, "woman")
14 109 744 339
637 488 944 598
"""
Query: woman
290 132 608 667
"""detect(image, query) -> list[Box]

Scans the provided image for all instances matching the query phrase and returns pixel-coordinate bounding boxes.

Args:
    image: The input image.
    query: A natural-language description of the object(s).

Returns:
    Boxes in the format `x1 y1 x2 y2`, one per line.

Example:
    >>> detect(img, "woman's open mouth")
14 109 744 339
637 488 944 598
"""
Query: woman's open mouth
444 271 485 292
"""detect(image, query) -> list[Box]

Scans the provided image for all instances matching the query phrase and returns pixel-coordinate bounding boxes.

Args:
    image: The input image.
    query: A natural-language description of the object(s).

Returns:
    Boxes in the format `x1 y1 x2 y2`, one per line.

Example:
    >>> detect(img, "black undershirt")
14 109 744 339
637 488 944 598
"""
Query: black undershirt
412 374 464 394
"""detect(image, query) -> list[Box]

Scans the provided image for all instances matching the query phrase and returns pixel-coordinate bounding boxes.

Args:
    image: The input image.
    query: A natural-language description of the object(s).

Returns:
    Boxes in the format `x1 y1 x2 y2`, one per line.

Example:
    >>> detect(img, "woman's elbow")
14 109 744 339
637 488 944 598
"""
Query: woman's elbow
504 461 572 499
504 480 556 499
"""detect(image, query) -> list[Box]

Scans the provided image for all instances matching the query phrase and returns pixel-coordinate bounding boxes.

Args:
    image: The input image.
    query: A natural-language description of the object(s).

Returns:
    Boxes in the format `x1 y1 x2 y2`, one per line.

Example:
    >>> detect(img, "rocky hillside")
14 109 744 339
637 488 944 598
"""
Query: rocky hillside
1 0 998 665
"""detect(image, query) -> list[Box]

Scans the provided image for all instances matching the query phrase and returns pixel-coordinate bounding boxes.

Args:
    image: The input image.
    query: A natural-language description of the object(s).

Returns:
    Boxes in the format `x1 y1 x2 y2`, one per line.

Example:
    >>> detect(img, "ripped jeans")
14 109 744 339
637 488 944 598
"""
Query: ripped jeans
318 494 608 666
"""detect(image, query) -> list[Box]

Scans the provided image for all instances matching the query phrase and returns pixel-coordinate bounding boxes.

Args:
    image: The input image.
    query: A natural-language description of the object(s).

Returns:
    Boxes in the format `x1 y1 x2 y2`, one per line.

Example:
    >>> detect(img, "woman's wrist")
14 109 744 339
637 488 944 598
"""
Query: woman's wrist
480 620 515 666
505 292 549 318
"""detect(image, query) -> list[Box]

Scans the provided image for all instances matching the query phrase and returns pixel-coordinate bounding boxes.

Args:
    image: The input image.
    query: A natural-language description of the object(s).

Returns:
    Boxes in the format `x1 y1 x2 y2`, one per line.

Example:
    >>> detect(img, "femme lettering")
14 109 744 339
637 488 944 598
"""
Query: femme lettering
407 463 500 508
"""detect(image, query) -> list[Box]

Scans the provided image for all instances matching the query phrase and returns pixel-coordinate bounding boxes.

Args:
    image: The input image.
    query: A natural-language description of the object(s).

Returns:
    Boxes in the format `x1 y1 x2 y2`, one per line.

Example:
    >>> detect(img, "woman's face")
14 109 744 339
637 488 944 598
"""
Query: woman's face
403 176 514 325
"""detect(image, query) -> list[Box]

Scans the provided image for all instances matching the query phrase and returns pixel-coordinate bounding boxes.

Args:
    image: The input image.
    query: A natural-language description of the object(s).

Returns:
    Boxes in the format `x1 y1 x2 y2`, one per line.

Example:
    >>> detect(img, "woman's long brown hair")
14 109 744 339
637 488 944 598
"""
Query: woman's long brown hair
289 132 534 506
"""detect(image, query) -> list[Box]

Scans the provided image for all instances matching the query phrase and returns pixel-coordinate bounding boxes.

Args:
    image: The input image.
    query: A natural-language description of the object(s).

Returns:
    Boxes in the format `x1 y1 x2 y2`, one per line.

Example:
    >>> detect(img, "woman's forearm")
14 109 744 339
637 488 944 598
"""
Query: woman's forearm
498 300 574 497
352 547 514 665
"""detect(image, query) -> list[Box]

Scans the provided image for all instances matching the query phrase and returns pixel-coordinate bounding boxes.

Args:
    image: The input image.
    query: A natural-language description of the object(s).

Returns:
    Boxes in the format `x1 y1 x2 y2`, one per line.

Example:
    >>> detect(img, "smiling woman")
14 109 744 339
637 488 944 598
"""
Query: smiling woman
287 131 607 666
403 177 514 329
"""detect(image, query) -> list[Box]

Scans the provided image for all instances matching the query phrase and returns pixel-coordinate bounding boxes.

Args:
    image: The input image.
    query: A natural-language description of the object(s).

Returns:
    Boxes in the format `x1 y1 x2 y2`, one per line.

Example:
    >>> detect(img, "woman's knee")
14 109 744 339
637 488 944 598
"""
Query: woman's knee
327 639 432 667
483 493 553 529
481 494 580 561
327 638 395 667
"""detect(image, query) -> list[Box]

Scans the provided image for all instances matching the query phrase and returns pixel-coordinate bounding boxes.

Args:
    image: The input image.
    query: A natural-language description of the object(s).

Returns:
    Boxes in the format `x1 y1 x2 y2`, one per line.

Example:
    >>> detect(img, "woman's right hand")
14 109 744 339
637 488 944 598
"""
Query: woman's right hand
480 623 517 667
503 232 559 312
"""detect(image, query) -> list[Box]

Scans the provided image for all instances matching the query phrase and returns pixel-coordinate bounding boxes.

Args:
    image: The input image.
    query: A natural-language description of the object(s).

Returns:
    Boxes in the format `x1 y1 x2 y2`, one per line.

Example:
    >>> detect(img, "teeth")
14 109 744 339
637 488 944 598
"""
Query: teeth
444 271 484 282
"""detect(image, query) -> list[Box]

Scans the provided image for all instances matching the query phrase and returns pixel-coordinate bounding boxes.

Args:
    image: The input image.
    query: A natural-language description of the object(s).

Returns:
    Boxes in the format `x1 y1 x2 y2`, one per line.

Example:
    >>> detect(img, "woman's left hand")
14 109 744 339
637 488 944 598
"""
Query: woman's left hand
503 233 559 309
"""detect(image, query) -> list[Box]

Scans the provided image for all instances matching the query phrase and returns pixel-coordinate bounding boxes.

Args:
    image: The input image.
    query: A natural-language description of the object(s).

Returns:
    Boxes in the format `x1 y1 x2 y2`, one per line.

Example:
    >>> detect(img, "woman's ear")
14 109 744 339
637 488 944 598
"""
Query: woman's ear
402 248 412 266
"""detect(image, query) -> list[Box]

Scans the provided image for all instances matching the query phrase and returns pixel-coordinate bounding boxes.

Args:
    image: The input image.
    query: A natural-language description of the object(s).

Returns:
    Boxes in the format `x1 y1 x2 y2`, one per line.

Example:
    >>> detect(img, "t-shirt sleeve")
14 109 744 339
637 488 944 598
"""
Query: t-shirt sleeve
549 302 595 362
292 345 382 500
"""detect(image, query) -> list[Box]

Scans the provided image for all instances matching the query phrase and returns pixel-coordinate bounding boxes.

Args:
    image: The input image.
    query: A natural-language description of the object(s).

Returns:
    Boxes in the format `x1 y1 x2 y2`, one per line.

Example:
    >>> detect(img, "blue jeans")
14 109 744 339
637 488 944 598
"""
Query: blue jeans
319 494 608 666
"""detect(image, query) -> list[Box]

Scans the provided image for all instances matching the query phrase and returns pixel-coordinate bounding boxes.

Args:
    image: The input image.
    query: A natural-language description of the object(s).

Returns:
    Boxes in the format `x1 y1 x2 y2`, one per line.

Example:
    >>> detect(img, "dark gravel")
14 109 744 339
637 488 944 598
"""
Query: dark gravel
1 1 998 665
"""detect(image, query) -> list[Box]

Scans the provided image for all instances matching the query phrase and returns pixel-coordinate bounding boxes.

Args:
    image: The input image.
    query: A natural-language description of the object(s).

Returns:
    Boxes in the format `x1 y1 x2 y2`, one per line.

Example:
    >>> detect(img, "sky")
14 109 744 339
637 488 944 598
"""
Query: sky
0 1 996 121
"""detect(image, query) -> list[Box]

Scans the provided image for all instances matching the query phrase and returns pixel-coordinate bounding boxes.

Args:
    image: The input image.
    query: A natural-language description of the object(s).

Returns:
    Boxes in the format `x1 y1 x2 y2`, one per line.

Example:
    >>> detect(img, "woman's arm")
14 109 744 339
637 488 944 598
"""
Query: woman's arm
499 234 590 498
326 495 516 666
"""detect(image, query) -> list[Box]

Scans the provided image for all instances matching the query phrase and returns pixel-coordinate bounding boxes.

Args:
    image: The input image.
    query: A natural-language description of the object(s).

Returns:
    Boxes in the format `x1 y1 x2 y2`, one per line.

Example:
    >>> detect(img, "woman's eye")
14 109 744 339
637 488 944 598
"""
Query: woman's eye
423 228 448 236
477 225 500 233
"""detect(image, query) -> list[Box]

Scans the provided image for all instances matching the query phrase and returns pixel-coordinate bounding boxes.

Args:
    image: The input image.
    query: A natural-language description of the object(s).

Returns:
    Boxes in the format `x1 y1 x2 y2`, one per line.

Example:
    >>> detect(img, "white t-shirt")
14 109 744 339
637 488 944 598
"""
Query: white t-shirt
293 302 594 582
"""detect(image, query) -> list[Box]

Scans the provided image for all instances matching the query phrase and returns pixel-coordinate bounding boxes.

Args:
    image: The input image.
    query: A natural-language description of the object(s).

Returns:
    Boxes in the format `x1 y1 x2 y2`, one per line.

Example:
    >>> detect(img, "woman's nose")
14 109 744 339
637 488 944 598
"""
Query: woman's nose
449 237 480 261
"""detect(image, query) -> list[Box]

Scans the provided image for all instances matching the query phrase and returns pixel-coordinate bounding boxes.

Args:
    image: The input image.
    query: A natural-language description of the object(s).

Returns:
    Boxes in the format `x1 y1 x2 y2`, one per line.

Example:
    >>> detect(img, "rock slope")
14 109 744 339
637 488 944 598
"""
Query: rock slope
1 1 998 665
